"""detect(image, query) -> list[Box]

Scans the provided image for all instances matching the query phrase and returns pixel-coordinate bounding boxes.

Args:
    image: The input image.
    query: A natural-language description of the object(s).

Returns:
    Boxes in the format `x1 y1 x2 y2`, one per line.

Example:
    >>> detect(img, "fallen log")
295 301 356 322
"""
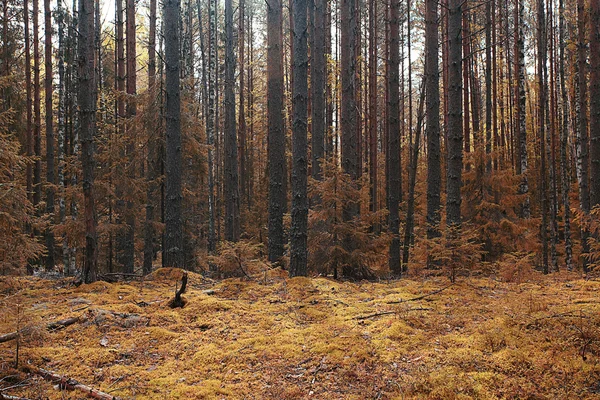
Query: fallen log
0 394 32 400
0 316 82 344
22 366 121 400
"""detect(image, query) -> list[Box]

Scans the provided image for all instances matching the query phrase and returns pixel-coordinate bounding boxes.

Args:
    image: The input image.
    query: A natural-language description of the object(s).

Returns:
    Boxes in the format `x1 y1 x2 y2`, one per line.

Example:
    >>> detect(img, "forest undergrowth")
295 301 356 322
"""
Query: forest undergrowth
1 268 600 399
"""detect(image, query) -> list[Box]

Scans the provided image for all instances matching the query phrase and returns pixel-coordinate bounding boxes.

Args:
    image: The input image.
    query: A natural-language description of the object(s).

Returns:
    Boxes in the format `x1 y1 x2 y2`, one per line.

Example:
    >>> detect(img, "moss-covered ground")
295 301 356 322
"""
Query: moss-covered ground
1 268 600 399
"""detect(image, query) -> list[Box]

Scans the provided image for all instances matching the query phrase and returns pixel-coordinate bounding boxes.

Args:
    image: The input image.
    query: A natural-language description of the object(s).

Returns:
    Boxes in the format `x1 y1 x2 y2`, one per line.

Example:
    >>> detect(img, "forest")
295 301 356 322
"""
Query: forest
1 0 600 397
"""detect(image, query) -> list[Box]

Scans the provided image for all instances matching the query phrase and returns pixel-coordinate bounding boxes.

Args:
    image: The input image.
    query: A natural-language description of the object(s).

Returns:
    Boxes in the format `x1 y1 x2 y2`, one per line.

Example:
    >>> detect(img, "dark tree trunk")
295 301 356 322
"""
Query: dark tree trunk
516 0 530 218
577 0 590 271
446 0 462 227
590 0 600 208
33 0 41 210
387 0 400 275
78 0 98 283
44 0 55 270
311 0 326 181
289 0 308 277
163 0 184 268
25 0 33 205
367 0 377 229
538 0 549 274
341 0 359 205
207 0 217 253
144 0 158 275
224 0 240 242
238 0 247 214
485 0 492 173
425 0 441 242
267 0 287 262
559 0 572 270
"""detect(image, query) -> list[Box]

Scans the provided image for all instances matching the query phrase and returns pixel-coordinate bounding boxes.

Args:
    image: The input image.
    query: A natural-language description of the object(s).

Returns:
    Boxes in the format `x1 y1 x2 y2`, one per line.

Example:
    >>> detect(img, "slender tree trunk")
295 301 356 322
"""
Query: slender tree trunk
163 0 184 268
559 0 572 270
56 0 67 273
289 0 308 276
78 0 98 283
144 0 158 275
25 0 33 205
485 0 492 173
267 0 286 262
206 0 217 254
341 0 359 205
402 78 426 266
446 0 462 227
121 0 136 273
388 0 400 275
33 0 41 211
311 0 325 181
538 0 549 274
590 0 600 208
238 0 247 213
577 0 590 271
425 0 441 243
516 0 530 218
44 0 55 270
224 0 240 242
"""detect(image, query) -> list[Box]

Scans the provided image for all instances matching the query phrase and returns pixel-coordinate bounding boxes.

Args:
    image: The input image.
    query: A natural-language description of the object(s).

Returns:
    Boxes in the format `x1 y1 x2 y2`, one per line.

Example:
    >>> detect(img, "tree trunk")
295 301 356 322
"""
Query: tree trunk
224 0 240 242
44 0 55 270
144 0 158 275
163 0 184 268
24 0 33 206
267 0 287 262
311 0 326 181
387 0 400 275
446 0 462 227
78 0 98 283
206 0 217 254
516 0 530 218
425 0 441 242
289 0 308 277
33 0 41 211
239 0 247 213
577 0 590 271
538 0 549 274
590 0 600 208
559 0 572 270
485 0 492 173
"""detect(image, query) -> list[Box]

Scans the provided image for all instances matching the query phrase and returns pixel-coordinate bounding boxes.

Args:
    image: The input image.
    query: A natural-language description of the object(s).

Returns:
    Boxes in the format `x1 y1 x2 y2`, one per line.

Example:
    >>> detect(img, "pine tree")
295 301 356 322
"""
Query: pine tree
164 0 184 268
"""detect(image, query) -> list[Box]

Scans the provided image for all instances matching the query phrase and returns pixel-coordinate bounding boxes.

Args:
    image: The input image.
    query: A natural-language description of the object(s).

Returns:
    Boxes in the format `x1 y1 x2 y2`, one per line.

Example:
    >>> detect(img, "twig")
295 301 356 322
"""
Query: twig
354 307 433 320
22 366 121 400
386 284 454 304
0 315 83 344
0 394 32 400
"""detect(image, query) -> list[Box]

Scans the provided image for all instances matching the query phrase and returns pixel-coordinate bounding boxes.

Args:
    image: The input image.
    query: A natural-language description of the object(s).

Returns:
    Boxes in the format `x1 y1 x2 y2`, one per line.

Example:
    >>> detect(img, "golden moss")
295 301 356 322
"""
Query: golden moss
1 273 600 399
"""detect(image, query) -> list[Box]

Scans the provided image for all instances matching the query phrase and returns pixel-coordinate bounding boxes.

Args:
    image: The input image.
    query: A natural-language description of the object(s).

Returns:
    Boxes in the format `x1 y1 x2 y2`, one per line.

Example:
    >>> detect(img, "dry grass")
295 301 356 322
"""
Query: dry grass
1 268 600 399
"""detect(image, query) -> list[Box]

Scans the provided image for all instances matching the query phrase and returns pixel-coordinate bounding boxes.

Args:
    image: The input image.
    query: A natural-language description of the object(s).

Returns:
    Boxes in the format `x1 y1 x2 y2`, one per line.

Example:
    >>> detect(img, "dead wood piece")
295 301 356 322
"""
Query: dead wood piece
0 315 83 344
23 366 121 400
386 284 454 304
46 316 80 331
1 395 31 400
169 272 188 308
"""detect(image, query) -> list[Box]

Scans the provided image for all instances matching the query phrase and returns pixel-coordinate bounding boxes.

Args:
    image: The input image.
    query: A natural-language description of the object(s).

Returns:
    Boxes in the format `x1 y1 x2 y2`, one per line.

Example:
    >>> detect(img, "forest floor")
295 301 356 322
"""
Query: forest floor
1 268 600 399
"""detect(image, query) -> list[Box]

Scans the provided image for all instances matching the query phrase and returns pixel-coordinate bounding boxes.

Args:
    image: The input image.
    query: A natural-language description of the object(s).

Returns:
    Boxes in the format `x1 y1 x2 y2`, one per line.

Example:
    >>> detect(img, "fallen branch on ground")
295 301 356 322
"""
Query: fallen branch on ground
0 316 82 344
386 284 454 304
354 307 433 320
22 366 121 400
0 394 31 400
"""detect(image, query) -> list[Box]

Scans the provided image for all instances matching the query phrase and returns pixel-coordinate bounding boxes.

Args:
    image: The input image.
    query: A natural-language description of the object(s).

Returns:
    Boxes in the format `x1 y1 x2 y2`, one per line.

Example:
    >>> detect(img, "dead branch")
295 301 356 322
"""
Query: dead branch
169 271 188 308
0 315 82 344
22 366 121 400
386 284 454 304
354 307 433 320
0 394 31 400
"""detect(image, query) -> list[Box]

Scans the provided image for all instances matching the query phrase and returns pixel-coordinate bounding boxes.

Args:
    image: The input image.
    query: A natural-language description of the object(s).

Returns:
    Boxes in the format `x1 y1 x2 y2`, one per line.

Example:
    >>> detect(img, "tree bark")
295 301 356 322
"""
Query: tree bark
33 0 41 211
267 0 287 262
311 0 326 181
163 0 184 268
446 0 462 227
590 0 600 208
289 0 308 277
79 0 98 283
516 0 530 218
224 0 240 242
425 0 441 242
387 0 400 275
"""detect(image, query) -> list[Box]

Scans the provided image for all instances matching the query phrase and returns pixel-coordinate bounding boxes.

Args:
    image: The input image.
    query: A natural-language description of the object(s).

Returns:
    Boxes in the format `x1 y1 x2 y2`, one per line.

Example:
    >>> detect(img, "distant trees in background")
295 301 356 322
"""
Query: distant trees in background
1 0 600 281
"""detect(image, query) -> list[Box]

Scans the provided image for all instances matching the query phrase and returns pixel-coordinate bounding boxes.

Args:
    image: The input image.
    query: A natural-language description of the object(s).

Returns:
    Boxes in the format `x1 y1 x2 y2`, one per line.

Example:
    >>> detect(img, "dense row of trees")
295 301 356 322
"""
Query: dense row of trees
1 0 599 282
